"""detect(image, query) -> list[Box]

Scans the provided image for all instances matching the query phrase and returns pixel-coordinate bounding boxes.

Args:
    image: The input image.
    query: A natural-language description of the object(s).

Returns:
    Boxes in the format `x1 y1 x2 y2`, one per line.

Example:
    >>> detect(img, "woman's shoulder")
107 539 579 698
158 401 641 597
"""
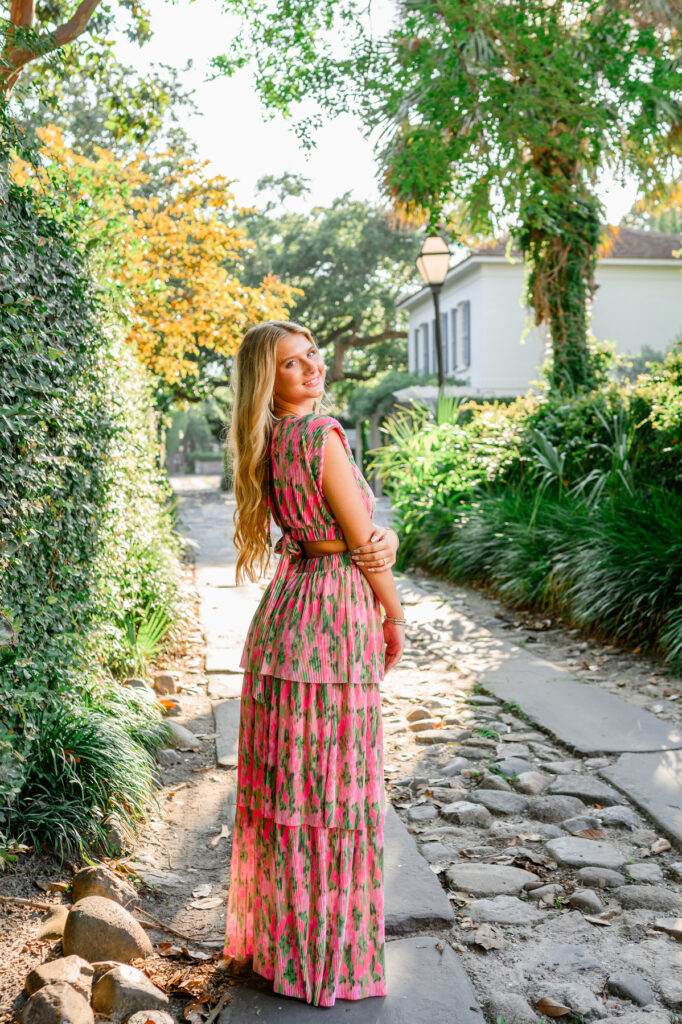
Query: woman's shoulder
277 412 344 443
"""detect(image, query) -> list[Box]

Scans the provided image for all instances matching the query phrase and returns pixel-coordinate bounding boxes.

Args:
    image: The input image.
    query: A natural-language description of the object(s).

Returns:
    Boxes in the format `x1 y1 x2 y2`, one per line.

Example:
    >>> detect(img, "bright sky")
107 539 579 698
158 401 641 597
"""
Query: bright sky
116 0 640 222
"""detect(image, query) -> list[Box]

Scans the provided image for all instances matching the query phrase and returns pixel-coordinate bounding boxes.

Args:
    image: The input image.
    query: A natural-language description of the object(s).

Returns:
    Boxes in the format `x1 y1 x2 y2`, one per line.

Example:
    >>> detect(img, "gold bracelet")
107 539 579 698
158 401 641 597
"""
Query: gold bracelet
384 615 407 625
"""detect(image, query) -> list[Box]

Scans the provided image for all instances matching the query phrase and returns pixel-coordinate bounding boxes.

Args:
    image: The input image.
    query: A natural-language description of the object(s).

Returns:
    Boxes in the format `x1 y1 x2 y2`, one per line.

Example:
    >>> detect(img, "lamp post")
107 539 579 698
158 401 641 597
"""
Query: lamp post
416 234 451 391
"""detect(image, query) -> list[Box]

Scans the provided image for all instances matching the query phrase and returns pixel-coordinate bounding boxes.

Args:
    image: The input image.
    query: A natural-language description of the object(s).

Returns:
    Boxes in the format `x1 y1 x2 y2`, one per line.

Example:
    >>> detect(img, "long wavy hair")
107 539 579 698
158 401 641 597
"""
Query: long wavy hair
229 319 318 583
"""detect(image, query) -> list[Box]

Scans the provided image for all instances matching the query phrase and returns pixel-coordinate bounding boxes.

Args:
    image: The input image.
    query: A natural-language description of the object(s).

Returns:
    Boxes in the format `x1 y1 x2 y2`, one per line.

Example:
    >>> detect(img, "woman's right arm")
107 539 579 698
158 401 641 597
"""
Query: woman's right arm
321 430 405 670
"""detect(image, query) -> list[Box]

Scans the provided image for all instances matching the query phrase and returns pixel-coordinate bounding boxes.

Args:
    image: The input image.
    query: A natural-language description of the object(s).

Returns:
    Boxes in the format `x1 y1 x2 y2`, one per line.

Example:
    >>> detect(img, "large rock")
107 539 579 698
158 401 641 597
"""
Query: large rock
494 758 535 777
654 917 682 941
485 993 538 1024
470 790 529 815
535 981 606 1020
63 896 153 963
92 961 127 985
19 982 93 1024
440 756 470 776
37 905 70 939
153 671 178 695
561 814 601 835
415 729 471 745
92 965 169 1017
545 837 626 870
515 771 551 795
607 972 655 1007
446 863 538 897
25 956 94 999
71 865 138 908
530 795 586 823
568 889 603 914
626 861 663 884
613 886 682 912
659 977 682 1010
576 866 625 889
466 896 548 925
595 805 640 830
548 774 622 805
407 803 439 823
165 720 200 749
441 801 492 827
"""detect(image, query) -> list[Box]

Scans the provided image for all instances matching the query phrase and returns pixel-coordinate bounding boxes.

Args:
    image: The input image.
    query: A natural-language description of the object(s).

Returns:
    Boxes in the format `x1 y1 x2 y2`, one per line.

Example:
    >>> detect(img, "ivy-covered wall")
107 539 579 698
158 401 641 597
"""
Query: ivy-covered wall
0 176 186 858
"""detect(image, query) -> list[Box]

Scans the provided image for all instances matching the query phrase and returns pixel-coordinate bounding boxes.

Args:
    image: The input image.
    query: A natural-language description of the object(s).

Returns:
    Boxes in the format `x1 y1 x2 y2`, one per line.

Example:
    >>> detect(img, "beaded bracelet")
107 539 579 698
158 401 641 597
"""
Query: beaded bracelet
384 615 407 626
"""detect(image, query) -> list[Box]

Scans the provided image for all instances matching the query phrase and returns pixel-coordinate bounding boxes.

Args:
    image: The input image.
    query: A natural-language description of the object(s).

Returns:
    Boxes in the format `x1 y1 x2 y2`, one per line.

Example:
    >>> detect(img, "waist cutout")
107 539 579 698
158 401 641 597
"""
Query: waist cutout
300 538 348 557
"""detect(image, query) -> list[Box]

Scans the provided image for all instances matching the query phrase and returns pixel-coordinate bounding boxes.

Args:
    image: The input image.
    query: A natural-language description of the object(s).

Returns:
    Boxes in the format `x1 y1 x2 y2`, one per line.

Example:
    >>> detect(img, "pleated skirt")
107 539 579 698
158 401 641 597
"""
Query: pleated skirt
223 670 387 1007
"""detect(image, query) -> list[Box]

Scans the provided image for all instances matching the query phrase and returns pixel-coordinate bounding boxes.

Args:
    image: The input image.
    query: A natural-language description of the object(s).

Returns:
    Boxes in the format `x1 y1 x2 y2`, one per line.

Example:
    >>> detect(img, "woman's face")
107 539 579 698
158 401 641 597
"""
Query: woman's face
272 332 325 411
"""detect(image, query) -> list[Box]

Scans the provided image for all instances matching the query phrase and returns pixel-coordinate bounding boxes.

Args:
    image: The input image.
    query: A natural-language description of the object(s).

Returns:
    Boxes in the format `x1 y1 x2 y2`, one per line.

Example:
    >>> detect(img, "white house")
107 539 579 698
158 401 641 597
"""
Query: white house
396 227 682 398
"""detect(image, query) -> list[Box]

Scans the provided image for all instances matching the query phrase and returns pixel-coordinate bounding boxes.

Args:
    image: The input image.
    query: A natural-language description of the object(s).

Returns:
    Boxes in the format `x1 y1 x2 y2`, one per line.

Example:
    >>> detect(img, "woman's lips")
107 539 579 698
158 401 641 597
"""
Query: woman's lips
303 375 322 388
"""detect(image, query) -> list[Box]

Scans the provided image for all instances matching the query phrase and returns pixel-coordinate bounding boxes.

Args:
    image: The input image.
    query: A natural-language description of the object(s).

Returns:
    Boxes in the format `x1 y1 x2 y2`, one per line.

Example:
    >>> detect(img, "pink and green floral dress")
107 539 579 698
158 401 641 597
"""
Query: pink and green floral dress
223 413 387 1007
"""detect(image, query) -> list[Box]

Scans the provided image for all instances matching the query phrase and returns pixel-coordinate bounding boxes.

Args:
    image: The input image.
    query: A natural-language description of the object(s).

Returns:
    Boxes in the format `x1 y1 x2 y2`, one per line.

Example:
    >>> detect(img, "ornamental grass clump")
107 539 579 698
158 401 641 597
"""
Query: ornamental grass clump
375 342 682 669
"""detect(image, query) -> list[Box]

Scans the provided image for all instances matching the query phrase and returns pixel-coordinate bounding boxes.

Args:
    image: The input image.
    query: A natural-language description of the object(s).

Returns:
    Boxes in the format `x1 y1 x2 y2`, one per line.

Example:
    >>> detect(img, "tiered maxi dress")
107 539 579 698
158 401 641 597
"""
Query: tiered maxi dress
223 413 387 1007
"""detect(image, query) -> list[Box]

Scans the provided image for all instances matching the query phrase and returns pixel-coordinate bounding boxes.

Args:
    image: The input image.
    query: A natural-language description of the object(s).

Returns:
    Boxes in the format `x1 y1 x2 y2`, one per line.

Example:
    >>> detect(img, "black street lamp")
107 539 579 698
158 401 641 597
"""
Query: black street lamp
416 234 451 390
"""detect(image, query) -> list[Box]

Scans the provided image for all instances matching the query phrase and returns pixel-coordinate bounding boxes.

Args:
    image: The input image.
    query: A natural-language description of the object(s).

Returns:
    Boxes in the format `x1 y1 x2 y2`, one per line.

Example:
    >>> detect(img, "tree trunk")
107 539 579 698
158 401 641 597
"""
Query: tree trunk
519 177 602 393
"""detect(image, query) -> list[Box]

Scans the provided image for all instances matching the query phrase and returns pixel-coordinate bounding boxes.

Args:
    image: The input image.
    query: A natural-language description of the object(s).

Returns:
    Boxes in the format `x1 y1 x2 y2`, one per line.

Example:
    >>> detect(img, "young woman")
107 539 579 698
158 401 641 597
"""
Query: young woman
223 319 405 1007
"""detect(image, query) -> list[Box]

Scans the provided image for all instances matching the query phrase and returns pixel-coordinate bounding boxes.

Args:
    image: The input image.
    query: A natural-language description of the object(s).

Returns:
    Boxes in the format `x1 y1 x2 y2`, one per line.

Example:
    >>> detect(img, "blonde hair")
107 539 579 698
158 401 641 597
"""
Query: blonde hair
229 319 318 583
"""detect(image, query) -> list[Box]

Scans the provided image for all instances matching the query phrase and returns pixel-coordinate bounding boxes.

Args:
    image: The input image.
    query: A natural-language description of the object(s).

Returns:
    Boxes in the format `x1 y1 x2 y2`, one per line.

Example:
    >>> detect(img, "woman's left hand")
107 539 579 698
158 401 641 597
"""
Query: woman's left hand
350 525 399 572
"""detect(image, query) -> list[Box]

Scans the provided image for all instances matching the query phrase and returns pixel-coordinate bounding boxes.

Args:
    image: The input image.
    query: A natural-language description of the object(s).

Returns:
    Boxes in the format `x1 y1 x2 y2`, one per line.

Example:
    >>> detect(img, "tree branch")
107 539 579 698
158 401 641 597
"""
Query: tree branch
347 328 406 348
2 0 102 95
315 318 357 348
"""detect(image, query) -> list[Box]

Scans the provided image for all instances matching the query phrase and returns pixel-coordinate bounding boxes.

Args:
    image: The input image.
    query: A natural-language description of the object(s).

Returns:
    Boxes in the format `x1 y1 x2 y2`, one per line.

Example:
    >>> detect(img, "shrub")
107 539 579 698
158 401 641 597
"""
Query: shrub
375 354 682 669
0 164 184 858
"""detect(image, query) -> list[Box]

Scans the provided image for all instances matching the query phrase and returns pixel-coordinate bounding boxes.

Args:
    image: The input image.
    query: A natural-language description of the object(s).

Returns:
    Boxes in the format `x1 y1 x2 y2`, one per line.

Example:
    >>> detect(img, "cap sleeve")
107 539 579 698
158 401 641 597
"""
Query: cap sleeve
303 414 352 498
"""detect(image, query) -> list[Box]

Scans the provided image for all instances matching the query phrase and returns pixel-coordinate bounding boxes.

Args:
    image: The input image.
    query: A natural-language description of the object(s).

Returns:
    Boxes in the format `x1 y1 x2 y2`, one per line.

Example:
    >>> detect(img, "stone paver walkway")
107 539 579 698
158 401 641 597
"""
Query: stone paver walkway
171 477 476 1021
170 476 682 1024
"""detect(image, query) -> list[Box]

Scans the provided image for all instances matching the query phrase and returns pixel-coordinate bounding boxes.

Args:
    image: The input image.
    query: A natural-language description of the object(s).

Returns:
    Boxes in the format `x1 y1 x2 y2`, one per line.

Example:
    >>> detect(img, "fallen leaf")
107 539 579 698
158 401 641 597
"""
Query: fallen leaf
187 897 223 910
650 838 671 855
575 829 606 840
35 879 69 893
473 923 504 950
535 996 571 1016
208 825 231 849
583 915 611 926
180 946 212 961
519 832 544 842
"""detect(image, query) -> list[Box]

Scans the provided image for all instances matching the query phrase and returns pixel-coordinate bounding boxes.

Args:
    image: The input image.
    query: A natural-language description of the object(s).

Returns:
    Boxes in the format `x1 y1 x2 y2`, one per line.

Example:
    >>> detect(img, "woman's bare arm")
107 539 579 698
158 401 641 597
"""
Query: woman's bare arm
321 430 404 620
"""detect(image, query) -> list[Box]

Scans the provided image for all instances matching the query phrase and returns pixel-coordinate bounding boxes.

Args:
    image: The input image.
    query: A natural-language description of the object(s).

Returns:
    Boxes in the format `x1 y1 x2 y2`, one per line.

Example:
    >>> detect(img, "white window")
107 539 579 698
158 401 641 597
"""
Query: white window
459 300 471 367
441 312 449 374
450 308 457 369
409 328 419 372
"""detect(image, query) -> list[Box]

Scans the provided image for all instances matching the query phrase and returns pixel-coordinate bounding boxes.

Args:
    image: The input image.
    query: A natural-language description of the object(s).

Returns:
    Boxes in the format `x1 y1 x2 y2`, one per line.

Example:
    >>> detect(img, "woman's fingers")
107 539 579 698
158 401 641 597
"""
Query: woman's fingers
351 532 385 555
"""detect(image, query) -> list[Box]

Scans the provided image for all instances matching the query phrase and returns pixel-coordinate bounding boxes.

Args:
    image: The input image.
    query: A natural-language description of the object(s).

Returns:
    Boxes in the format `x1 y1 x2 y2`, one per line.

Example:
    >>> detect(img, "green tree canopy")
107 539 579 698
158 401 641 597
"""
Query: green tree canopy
1 0 152 101
238 174 422 392
214 0 682 393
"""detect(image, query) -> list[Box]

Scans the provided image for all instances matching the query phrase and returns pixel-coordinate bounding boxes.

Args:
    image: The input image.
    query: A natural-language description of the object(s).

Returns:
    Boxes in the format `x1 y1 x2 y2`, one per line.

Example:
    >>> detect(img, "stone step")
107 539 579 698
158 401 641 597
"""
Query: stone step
208 674 244 700
214 699 241 768
601 750 682 847
217 935 485 1023
384 804 454 935
206 650 245 675
479 664 682 755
